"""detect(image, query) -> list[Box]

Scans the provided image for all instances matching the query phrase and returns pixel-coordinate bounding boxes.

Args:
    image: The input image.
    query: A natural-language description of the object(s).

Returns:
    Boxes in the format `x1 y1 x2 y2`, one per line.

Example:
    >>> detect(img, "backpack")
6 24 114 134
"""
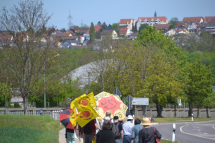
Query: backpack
112 123 120 138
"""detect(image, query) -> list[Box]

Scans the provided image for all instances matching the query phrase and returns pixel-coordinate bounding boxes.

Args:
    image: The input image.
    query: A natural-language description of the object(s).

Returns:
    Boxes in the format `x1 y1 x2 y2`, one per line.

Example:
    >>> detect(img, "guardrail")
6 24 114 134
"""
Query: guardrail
0 108 62 120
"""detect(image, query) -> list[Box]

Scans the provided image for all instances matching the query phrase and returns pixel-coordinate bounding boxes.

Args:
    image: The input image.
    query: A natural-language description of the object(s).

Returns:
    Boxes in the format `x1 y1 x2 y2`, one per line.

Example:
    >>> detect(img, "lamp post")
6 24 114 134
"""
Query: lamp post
44 54 59 108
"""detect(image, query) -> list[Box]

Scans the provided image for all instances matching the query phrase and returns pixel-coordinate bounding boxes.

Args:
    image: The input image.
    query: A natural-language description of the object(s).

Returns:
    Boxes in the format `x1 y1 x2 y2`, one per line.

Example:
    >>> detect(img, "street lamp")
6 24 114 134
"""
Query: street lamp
44 54 59 108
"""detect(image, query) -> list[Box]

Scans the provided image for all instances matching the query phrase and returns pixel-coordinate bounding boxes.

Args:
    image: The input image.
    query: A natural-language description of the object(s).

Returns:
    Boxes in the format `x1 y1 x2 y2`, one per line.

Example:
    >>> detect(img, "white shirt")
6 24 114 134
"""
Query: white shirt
122 121 134 136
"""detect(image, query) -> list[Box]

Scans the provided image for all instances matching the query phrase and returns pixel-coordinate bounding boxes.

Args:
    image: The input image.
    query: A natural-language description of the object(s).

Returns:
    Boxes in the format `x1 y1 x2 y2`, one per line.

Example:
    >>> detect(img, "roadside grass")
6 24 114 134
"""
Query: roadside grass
153 117 215 123
161 139 178 143
0 115 64 143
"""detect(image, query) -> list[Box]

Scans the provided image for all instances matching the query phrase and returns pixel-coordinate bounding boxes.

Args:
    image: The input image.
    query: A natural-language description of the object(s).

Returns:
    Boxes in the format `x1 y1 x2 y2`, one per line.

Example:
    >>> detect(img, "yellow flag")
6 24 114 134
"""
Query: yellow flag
69 107 78 127
75 105 100 127
71 92 97 111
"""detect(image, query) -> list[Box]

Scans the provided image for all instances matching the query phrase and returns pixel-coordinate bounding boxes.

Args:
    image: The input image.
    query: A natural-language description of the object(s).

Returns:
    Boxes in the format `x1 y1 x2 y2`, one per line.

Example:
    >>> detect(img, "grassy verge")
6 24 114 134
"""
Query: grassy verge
153 117 215 123
0 115 64 143
161 139 177 143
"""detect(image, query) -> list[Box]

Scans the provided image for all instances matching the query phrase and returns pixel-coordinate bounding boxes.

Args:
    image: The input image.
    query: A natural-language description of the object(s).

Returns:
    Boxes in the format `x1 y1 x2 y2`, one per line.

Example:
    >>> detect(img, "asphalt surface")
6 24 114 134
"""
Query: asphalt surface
151 121 215 143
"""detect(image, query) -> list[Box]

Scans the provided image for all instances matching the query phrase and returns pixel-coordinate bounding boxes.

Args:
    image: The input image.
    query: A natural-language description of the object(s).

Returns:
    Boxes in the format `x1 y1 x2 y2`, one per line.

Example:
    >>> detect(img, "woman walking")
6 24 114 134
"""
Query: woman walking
138 118 161 143
96 120 115 143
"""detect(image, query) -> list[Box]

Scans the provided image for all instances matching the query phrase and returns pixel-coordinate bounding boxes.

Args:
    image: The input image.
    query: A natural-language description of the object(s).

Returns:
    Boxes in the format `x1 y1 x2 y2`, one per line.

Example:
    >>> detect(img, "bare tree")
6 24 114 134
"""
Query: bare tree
0 0 58 114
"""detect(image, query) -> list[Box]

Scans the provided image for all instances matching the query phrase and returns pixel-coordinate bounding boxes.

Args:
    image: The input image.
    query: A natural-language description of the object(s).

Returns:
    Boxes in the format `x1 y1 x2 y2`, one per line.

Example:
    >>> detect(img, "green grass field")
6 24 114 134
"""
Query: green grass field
0 115 63 143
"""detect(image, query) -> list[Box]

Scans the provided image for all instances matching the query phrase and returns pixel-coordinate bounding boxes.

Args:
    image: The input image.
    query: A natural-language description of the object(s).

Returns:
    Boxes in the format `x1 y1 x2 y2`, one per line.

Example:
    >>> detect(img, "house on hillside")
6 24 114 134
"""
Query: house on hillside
53 33 73 38
101 30 118 38
136 16 168 31
94 25 102 32
119 19 135 31
129 32 138 40
205 16 215 24
182 17 204 30
119 28 131 36
165 29 176 36
153 24 171 33
59 41 73 49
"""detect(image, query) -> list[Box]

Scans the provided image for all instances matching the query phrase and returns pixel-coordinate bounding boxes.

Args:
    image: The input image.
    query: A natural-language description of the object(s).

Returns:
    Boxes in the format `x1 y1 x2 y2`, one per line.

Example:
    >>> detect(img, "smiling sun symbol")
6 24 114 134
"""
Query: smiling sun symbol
98 96 122 115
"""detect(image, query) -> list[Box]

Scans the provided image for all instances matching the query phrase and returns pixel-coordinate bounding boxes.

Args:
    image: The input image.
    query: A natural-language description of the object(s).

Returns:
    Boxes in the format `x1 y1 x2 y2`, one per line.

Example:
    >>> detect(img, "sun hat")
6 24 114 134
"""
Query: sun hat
127 115 133 120
141 118 151 125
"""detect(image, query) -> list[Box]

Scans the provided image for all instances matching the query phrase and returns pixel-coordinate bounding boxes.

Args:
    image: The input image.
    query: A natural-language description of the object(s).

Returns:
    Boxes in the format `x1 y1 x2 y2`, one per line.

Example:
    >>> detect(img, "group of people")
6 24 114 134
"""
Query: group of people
65 111 161 143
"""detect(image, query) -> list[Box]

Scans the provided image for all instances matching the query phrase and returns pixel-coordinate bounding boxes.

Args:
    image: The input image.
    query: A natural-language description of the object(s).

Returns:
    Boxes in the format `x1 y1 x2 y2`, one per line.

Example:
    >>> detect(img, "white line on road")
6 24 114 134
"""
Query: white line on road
180 125 215 141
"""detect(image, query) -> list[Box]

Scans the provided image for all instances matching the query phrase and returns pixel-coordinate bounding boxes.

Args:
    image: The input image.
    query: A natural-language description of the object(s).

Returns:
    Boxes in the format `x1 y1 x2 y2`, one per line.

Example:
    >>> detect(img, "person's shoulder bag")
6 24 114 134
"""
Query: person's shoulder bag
153 127 161 143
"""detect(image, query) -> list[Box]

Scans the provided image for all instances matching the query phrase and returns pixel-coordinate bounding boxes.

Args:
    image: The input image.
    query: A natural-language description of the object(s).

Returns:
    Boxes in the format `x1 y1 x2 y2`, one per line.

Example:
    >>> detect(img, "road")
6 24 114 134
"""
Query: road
151 121 215 143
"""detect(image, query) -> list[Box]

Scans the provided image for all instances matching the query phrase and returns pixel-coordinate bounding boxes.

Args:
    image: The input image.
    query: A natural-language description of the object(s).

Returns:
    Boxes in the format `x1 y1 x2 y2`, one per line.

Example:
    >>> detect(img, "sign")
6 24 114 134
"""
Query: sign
132 98 149 105
125 95 133 102
178 103 182 106
113 87 122 98
125 95 133 111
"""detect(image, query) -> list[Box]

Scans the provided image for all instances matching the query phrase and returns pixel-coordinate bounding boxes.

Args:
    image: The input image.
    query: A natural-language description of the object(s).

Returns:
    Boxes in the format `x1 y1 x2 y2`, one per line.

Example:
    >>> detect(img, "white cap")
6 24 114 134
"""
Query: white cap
127 115 133 120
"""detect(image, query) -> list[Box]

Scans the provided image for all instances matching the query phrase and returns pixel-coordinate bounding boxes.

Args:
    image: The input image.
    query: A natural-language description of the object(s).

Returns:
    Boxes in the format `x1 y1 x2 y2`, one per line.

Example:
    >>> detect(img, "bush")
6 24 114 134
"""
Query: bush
14 103 21 108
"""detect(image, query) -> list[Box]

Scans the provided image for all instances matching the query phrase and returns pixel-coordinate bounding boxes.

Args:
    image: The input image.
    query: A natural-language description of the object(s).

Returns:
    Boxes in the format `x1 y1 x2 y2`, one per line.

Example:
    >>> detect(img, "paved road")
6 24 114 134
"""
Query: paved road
151 121 215 143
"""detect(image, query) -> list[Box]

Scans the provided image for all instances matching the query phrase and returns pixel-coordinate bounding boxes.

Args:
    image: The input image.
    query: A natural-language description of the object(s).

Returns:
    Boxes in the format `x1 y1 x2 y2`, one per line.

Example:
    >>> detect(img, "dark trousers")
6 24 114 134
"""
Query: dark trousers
84 133 94 143
123 135 131 143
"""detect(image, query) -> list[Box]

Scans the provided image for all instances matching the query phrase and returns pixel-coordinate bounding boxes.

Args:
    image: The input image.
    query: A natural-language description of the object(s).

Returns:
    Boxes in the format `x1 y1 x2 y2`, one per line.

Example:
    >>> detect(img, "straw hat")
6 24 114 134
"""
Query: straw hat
141 118 151 125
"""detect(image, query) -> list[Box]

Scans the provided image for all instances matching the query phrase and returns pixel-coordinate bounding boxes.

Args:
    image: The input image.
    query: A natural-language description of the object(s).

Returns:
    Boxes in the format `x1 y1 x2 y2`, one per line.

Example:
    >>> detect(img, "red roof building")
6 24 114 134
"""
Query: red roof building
182 17 203 24
94 25 102 32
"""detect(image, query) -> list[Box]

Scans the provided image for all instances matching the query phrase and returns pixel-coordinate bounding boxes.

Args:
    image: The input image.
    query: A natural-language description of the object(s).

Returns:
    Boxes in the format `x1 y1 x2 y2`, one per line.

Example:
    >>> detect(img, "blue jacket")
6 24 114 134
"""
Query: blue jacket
131 124 142 143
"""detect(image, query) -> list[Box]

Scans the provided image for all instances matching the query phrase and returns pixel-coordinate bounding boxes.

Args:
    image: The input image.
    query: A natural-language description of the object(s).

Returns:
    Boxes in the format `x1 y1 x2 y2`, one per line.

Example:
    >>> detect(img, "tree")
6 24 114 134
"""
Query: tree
0 0 58 114
139 24 148 33
102 22 108 30
199 31 215 52
0 82 12 108
185 60 213 117
108 24 112 30
132 24 137 33
89 22 96 40
42 25 47 34
203 92 215 117
60 28 66 33
154 11 157 17
168 24 175 30
169 17 179 27
97 21 101 26
112 23 119 33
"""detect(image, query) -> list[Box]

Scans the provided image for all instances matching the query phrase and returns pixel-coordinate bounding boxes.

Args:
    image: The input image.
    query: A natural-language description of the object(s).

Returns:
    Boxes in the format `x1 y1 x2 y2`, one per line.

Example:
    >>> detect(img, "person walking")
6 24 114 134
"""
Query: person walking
138 118 161 143
66 128 75 143
40 109 43 115
131 118 142 143
101 111 113 126
82 119 96 143
112 116 123 143
122 115 134 143
96 120 115 143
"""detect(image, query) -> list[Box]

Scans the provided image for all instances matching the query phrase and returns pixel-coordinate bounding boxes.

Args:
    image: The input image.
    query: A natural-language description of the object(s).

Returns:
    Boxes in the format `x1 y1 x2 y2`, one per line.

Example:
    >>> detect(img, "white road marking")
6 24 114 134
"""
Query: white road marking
213 125 215 130
180 124 215 141
204 133 208 134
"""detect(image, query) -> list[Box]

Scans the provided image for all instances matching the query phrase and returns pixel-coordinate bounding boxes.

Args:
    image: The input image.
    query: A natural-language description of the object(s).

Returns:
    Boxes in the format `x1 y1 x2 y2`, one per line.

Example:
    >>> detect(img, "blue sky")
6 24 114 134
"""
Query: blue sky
1 0 215 29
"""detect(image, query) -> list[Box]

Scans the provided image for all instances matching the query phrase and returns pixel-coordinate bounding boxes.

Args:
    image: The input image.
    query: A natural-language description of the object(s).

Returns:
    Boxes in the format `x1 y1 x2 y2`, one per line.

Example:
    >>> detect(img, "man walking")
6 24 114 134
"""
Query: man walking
112 116 123 143
122 115 134 143
101 111 113 126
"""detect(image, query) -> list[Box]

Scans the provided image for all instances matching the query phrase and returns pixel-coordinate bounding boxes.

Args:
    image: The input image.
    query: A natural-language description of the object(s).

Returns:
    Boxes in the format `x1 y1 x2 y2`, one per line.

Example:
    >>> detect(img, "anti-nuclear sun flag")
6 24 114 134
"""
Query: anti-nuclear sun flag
70 92 99 127
69 107 78 127
70 92 96 111
75 105 100 127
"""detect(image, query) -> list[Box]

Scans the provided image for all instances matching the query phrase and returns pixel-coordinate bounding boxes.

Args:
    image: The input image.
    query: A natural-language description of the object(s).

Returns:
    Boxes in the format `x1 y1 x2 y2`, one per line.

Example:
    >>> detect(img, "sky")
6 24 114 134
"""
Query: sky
1 0 215 30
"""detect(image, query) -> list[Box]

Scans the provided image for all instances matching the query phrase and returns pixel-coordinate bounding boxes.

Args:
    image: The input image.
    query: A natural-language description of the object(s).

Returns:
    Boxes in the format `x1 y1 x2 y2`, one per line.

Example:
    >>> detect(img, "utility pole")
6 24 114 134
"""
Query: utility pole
68 10 73 29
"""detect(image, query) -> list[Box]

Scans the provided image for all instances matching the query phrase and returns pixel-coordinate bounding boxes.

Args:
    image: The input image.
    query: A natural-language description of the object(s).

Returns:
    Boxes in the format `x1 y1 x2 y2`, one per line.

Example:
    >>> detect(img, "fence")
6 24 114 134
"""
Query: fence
0 108 62 120
136 108 215 118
